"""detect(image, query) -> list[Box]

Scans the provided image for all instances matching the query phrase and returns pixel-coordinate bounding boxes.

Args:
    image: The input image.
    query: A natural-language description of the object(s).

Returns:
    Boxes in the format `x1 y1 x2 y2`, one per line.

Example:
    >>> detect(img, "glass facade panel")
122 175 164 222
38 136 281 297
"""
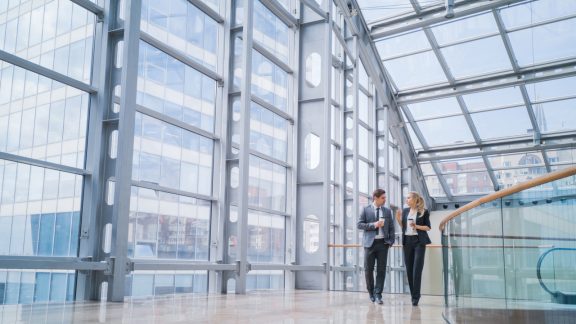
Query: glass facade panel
252 50 288 112
137 42 216 133
444 171 493 195
375 29 430 60
432 13 498 45
441 36 512 79
416 116 475 147
128 187 211 260
533 99 576 133
247 210 285 264
406 97 461 121
250 102 288 162
127 271 208 297
0 0 95 83
0 64 89 169
508 18 576 67
471 107 534 140
0 270 75 305
141 0 218 71
0 160 81 257
248 156 286 212
133 113 214 196
383 51 448 90
253 0 289 62
462 87 525 112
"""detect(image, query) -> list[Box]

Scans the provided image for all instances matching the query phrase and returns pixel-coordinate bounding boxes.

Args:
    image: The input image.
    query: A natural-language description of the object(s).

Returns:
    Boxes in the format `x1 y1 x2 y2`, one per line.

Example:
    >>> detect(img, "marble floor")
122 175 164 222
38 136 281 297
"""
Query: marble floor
0 291 447 324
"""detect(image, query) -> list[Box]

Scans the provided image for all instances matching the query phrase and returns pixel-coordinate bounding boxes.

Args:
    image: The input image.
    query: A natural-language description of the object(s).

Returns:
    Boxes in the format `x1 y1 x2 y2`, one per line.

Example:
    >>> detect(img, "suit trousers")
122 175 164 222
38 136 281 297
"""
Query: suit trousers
403 235 426 302
364 239 389 297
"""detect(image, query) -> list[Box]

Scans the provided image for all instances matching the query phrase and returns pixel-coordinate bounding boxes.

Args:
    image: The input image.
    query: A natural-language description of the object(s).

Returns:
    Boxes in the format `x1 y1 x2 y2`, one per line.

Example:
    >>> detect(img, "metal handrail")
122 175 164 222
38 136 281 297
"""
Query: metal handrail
536 247 576 297
439 166 576 231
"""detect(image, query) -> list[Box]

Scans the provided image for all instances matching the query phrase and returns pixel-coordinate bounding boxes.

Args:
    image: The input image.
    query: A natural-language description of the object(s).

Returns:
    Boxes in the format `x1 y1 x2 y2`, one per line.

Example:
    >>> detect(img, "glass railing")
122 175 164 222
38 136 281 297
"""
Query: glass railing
440 166 576 320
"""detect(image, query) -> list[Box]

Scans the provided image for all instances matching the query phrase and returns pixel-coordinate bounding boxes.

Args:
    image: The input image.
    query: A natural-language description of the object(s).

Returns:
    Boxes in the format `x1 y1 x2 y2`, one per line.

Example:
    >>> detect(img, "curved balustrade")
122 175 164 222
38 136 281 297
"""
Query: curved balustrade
440 166 576 320
537 247 576 304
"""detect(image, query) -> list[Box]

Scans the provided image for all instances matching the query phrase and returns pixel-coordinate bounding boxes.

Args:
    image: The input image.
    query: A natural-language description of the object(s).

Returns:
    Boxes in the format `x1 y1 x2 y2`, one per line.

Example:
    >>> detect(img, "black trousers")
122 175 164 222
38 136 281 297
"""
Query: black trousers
364 239 389 297
403 235 426 302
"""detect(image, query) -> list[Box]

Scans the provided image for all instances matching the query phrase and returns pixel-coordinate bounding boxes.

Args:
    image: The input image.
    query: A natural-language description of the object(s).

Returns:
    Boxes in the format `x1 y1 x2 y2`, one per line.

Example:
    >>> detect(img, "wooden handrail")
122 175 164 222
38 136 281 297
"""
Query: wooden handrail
438 166 576 231
327 244 552 249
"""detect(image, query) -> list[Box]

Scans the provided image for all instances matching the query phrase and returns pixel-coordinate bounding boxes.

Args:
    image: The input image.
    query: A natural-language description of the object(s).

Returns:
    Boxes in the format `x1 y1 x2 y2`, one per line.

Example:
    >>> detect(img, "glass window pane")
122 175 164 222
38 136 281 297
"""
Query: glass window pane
133 113 214 196
375 29 430 59
128 187 211 260
432 13 499 46
463 87 525 112
441 36 512 79
487 152 545 169
250 102 288 162
358 0 415 23
508 19 576 67
500 1 576 30
494 167 547 189
137 42 216 133
416 116 475 147
471 107 534 140
248 156 286 212
141 0 218 71
546 148 576 165
425 175 446 197
437 157 487 173
407 97 461 120
533 98 576 133
526 76 576 102
247 210 285 264
252 50 288 112
444 171 494 195
253 0 289 62
383 51 448 90
0 0 95 83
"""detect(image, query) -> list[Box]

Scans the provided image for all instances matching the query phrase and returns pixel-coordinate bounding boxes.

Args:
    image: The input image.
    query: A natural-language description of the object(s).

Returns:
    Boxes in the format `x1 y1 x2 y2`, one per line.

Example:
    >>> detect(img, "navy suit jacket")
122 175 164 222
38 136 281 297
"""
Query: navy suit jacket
357 205 395 248
401 208 432 245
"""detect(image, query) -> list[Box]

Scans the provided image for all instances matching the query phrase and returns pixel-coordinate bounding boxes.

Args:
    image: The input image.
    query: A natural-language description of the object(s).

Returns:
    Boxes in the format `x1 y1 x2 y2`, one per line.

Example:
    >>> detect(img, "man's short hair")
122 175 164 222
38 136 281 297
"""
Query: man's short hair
372 189 386 199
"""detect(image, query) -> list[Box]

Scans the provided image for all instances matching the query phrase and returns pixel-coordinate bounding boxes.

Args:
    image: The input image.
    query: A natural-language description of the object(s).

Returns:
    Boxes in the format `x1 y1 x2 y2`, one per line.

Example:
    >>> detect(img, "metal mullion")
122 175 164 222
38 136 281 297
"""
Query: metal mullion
370 0 527 40
436 31 502 49
235 0 255 294
249 150 291 169
69 0 104 18
131 180 216 201
424 28 455 83
108 0 142 302
301 0 328 21
410 112 463 123
431 162 453 200
401 105 429 150
358 85 371 97
332 55 343 69
251 94 294 123
381 48 433 62
397 59 576 104
248 205 289 218
493 9 542 143
139 32 223 82
331 23 353 60
456 97 482 145
260 0 297 28
0 50 96 94
505 13 576 33
532 95 576 105
135 104 219 141
187 0 224 23
357 120 372 132
132 260 235 271
252 41 293 74
0 256 109 271
481 155 500 191
357 155 373 167
0 152 88 175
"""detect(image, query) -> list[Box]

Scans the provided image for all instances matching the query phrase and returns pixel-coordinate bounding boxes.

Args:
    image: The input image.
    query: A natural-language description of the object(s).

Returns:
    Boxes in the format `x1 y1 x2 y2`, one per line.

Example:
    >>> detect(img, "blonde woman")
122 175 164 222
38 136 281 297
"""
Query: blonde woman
395 191 431 306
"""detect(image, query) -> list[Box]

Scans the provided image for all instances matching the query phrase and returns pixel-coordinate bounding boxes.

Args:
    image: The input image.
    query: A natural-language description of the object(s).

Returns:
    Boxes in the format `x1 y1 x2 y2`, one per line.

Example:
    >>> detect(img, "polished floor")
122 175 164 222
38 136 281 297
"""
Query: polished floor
0 291 446 323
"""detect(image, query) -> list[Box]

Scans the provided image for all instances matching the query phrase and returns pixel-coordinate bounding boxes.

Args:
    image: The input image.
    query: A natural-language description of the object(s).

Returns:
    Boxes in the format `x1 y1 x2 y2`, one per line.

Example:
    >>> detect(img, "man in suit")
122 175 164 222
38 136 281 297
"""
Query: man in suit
357 189 395 304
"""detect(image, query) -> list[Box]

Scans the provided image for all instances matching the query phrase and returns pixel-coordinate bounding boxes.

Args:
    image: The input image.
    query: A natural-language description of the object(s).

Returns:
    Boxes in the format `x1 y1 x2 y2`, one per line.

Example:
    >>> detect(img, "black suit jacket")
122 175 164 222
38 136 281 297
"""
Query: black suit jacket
401 208 432 245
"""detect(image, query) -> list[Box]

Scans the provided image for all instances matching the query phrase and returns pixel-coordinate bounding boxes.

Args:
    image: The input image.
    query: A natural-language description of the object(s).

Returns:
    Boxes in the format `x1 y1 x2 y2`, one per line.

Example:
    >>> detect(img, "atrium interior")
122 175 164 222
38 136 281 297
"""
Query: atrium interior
0 0 575 322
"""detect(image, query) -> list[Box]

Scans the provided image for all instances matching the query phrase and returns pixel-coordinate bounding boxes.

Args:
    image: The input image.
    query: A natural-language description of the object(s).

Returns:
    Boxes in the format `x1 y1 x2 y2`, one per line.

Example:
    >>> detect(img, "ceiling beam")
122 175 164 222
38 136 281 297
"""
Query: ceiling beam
370 0 528 40
396 59 576 105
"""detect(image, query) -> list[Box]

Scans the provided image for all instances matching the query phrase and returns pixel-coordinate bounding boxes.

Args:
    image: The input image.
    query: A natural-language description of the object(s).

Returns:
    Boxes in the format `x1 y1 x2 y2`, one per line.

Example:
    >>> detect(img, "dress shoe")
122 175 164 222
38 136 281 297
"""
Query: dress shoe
369 295 375 303
376 297 383 305
411 298 419 306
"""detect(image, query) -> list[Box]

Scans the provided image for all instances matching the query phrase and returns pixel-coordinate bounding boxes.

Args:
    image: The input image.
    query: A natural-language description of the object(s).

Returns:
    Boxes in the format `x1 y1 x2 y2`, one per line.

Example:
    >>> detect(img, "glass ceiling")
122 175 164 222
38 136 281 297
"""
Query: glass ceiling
358 0 576 200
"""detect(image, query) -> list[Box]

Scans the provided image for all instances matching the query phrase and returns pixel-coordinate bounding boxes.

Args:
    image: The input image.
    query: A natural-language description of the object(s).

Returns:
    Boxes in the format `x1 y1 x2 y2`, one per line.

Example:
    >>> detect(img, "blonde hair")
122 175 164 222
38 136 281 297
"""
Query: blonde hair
409 191 426 215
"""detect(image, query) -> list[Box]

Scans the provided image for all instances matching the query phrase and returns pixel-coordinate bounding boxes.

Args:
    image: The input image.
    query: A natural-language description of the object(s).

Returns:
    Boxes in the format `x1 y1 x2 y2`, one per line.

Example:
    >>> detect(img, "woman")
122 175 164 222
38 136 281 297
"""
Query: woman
395 191 431 306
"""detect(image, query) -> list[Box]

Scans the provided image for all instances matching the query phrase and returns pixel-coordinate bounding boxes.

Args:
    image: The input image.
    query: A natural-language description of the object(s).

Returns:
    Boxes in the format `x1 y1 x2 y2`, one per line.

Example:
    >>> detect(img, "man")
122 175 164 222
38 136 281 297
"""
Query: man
357 189 395 304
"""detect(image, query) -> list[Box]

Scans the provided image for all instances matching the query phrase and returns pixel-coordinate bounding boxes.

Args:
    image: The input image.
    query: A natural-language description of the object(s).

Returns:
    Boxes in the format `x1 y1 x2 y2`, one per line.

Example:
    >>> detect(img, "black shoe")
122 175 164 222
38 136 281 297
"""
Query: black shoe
412 298 419 306
369 295 376 303
376 297 383 305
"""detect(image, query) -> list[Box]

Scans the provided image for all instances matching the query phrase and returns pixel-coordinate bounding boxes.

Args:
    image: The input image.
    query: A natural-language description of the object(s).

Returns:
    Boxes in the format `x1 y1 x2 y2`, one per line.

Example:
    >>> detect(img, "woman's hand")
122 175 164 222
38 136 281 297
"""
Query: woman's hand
395 209 402 224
